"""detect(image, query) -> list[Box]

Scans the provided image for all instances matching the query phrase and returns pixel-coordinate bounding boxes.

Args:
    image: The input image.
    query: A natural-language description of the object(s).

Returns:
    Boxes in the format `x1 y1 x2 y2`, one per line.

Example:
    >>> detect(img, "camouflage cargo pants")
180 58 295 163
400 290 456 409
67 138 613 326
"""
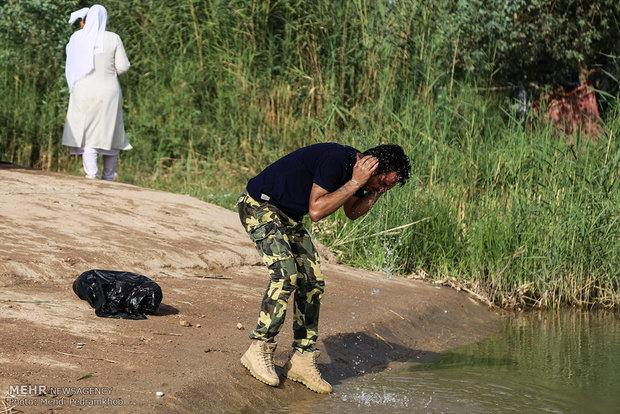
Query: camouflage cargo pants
237 192 324 352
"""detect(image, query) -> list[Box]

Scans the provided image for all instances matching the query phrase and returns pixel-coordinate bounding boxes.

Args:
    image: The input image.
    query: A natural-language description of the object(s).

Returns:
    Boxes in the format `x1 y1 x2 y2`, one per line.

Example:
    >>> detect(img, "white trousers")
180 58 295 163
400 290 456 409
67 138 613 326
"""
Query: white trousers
82 147 118 181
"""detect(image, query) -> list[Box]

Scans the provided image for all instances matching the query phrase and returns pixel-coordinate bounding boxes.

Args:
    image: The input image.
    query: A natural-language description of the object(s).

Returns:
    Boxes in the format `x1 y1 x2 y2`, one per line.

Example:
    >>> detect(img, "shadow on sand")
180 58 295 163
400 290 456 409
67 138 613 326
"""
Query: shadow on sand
321 331 438 386
154 303 180 316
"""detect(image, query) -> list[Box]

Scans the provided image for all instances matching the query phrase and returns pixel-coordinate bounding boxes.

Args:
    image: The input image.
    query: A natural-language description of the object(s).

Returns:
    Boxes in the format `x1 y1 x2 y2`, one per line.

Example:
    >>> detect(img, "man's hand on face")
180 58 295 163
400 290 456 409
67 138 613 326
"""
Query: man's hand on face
352 155 379 186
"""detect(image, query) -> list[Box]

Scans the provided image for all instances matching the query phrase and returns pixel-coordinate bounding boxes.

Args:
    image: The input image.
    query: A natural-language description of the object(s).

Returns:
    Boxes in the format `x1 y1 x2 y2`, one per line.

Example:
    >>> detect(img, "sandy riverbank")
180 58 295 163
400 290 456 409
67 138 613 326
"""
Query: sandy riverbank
0 164 499 413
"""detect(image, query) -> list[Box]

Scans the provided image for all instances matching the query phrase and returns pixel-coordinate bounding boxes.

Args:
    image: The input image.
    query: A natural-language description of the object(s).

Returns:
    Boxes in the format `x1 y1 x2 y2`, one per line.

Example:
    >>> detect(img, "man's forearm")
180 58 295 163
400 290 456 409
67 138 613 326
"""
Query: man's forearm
308 180 361 221
344 190 380 220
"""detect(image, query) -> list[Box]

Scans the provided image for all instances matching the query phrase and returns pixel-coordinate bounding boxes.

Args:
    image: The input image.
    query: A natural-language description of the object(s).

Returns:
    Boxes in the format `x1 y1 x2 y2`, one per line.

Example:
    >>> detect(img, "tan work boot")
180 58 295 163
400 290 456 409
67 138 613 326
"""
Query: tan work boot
240 340 279 386
282 349 332 394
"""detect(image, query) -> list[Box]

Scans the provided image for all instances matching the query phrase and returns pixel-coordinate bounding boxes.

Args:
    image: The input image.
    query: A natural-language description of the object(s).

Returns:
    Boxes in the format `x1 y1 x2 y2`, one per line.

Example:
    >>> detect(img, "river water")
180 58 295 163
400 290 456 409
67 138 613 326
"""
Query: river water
286 310 620 413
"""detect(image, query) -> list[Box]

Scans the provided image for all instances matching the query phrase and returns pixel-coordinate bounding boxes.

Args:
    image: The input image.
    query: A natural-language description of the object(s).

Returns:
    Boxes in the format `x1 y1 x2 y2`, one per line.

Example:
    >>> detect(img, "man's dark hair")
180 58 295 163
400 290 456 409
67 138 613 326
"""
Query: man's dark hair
362 144 410 185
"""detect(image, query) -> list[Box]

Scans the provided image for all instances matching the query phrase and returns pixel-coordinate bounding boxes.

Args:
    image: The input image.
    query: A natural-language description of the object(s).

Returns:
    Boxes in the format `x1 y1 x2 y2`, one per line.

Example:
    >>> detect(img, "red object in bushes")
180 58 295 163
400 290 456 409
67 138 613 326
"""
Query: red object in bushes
533 85 602 140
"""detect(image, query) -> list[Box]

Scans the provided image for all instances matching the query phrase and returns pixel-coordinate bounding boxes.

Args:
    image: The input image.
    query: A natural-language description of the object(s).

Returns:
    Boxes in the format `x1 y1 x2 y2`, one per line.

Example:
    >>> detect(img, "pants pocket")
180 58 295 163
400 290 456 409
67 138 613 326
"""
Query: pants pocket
248 221 276 243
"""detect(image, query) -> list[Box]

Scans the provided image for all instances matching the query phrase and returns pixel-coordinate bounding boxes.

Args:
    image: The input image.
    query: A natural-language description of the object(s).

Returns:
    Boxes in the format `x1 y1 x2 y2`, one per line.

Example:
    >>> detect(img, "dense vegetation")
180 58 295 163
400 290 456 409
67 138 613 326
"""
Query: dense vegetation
1 0 618 309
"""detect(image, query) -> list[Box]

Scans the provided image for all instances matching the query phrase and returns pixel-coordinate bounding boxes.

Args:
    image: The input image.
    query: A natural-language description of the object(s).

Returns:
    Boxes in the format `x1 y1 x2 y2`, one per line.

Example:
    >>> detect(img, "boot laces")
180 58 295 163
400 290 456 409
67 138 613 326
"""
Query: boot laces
260 348 274 368
308 352 325 382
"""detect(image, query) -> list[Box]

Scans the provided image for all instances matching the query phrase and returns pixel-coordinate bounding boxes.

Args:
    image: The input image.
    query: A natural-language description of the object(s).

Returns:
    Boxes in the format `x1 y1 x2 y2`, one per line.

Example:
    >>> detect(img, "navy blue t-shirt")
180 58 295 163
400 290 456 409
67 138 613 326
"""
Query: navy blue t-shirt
246 143 362 220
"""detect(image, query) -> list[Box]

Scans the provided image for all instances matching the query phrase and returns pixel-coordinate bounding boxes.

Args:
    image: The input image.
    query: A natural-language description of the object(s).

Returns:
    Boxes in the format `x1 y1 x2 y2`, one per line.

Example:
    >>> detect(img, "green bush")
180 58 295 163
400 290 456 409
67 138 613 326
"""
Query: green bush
1 0 618 308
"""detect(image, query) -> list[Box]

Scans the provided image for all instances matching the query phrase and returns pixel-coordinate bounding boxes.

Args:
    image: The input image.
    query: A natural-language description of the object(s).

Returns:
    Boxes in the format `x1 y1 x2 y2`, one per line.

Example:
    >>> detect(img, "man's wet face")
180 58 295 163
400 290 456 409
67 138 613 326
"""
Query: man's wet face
365 171 398 193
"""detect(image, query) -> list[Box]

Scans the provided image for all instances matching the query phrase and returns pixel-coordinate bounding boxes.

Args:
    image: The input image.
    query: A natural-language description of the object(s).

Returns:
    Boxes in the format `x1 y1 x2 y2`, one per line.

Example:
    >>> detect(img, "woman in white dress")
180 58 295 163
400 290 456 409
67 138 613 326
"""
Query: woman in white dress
62 4 131 181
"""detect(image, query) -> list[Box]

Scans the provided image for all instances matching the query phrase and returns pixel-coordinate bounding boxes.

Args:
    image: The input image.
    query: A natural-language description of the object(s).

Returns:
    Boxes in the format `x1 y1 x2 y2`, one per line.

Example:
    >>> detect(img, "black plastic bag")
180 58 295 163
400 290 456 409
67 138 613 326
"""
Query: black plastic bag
73 270 163 320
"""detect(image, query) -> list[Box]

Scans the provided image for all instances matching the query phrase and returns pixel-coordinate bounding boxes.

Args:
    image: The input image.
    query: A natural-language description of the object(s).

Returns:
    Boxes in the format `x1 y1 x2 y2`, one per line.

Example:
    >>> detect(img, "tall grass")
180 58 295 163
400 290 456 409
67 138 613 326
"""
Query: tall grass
1 0 618 308
315 88 619 309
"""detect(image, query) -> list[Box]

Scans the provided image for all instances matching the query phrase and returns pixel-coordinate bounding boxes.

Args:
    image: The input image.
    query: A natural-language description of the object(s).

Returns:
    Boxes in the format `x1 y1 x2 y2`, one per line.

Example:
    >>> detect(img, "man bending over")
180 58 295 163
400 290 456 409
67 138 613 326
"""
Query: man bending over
237 142 410 393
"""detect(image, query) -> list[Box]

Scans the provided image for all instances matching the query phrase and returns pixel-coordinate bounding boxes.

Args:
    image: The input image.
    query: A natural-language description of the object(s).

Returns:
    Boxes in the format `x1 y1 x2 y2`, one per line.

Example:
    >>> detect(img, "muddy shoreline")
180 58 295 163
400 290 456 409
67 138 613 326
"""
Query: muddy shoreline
0 166 499 413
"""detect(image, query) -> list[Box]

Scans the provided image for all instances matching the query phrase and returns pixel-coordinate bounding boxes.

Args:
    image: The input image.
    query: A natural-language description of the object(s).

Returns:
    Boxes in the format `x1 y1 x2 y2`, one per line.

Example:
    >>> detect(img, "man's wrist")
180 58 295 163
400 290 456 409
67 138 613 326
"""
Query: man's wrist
350 178 361 187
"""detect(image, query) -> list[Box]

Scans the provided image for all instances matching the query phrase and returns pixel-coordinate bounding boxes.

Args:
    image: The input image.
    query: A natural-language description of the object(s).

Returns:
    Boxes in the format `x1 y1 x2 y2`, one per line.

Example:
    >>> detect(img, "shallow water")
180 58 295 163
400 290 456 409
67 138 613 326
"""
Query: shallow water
288 310 620 413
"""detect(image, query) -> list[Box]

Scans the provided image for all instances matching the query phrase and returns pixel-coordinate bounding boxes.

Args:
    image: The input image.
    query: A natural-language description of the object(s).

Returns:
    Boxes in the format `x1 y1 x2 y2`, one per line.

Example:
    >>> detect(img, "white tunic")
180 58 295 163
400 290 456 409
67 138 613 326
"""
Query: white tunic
62 31 131 152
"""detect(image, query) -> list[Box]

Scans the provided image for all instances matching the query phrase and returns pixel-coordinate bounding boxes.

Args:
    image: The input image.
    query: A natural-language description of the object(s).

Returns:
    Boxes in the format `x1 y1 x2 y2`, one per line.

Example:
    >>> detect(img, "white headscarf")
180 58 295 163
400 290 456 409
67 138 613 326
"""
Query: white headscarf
65 5 108 93
68 7 89 25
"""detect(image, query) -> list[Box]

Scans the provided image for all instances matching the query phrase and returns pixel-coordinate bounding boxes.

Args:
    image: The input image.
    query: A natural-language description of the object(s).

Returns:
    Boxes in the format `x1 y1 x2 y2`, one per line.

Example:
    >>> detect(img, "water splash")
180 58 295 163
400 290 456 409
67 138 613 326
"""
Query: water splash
339 387 410 409
373 266 392 279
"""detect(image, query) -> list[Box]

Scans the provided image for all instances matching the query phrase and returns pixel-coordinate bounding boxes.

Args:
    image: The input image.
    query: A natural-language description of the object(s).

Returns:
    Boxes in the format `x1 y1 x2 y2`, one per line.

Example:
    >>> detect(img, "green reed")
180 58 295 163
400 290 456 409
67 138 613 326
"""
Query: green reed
1 0 618 308
319 88 619 309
